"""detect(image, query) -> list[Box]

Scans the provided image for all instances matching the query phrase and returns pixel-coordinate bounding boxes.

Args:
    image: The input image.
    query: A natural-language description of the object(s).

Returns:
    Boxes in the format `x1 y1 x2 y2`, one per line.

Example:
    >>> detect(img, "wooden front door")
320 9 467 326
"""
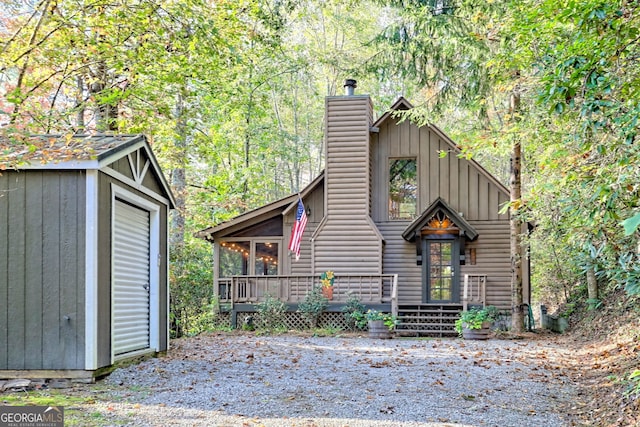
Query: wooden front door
423 239 460 303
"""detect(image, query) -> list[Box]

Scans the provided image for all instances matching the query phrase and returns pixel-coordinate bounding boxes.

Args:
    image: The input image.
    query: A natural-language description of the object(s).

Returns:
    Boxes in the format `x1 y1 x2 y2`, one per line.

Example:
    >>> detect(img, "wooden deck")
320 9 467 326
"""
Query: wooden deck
217 274 398 305
217 274 486 334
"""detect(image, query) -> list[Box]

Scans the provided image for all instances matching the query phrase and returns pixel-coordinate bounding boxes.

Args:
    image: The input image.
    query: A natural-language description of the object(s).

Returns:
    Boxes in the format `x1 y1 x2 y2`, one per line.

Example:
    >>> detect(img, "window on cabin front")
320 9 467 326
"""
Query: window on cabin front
389 158 417 220
219 240 279 277
219 241 250 277
254 242 279 275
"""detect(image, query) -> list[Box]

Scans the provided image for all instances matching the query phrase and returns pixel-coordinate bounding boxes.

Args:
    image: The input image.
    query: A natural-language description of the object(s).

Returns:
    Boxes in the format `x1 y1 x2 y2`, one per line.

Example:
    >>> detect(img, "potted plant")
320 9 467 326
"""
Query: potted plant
455 306 499 340
366 309 397 339
320 270 334 300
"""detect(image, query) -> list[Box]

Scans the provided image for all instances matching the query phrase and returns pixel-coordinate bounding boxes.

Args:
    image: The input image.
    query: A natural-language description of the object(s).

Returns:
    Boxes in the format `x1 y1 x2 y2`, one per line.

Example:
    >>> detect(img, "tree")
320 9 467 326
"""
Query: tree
515 0 640 297
371 0 528 331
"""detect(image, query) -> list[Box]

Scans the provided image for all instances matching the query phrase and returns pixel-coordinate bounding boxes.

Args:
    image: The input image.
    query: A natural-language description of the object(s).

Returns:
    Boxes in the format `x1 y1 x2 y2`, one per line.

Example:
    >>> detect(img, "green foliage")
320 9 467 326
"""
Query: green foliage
622 213 640 236
626 370 640 399
515 0 640 300
454 306 499 335
169 239 214 338
255 294 288 330
365 309 397 330
341 294 368 330
298 286 328 328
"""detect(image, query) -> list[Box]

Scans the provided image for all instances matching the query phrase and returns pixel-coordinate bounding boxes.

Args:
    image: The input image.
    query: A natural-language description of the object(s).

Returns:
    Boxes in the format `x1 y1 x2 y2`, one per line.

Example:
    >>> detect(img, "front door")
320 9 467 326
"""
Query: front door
423 239 459 303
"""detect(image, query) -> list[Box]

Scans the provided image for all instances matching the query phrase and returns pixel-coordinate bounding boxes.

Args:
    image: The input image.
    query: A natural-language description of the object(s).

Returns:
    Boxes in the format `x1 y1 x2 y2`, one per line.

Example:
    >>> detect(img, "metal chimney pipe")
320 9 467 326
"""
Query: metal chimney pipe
344 79 357 96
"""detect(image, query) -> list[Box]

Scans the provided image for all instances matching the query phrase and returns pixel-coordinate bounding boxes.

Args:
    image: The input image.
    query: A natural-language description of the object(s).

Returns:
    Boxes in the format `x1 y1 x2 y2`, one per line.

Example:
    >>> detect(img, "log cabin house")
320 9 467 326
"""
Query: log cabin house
198 80 530 335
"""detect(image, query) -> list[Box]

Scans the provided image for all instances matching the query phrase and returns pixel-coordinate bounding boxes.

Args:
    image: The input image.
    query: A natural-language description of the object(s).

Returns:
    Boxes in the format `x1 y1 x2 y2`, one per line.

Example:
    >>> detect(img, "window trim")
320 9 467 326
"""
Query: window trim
217 237 282 277
388 157 418 221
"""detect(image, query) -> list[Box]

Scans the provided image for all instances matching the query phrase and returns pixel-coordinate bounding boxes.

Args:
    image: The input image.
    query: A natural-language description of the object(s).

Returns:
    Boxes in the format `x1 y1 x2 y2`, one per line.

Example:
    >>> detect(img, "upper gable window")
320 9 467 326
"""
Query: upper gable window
389 158 417 220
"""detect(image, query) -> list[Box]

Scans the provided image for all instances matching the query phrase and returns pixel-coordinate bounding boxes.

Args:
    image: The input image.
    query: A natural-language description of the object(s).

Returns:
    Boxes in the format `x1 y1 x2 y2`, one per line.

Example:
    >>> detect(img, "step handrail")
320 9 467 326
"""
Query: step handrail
462 274 487 311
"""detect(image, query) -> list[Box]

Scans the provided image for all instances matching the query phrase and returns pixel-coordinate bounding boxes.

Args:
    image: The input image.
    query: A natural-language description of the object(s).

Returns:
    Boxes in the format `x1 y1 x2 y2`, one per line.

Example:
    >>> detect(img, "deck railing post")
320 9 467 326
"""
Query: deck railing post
463 274 469 311
391 275 398 318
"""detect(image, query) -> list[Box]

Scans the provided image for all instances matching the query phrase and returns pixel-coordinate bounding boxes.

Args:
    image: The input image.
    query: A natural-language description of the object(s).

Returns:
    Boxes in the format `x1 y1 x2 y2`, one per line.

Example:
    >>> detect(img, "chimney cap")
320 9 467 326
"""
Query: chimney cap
344 79 357 88
344 79 357 96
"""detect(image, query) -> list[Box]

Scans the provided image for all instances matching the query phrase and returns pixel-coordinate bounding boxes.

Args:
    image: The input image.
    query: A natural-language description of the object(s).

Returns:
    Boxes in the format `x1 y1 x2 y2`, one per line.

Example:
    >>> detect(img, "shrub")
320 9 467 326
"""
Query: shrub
169 240 214 338
365 309 397 330
255 294 288 330
341 294 367 330
454 306 499 336
298 286 328 328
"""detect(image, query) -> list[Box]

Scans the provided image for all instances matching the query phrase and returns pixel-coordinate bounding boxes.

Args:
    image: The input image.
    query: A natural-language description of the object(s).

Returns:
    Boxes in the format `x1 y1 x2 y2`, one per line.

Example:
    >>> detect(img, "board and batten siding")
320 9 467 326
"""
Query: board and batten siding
371 114 513 309
312 95 384 274
0 171 86 370
371 118 509 222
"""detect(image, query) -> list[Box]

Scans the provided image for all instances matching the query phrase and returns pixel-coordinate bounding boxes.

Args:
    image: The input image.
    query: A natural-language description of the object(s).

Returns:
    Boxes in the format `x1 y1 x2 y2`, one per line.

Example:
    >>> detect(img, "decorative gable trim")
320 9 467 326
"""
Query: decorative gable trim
402 197 479 242
4 134 176 208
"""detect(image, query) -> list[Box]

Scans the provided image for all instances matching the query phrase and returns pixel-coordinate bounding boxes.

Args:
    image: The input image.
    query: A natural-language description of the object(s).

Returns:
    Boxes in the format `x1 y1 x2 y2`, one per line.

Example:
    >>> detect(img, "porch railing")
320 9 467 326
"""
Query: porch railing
217 274 397 306
462 274 487 311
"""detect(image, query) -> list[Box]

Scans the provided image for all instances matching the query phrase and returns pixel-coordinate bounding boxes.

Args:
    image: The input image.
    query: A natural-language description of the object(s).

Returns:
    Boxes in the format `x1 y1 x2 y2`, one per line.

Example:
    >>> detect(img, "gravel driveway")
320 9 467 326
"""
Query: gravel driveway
98 333 577 426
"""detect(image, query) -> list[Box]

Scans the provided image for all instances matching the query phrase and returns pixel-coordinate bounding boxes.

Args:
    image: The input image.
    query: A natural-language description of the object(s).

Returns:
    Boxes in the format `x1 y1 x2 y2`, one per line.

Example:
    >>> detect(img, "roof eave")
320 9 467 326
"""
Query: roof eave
197 193 299 240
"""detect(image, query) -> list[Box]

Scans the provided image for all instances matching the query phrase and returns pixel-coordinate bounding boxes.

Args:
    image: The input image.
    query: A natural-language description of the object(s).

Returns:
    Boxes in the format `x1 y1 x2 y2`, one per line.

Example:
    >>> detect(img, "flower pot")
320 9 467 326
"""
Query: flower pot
322 286 333 300
368 320 391 339
461 321 492 340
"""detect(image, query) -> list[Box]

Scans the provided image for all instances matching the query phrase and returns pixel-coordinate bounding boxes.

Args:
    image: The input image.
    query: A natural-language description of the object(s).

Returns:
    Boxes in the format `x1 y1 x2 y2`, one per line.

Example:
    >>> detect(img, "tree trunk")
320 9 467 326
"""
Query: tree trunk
170 91 187 248
9 0 53 124
587 267 598 309
89 59 118 132
75 76 85 131
509 91 525 333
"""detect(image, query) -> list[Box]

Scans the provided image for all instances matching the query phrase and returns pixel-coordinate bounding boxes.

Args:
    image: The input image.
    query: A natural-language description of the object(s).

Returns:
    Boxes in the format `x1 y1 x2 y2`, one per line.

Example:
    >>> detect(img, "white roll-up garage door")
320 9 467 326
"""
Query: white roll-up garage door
113 199 151 356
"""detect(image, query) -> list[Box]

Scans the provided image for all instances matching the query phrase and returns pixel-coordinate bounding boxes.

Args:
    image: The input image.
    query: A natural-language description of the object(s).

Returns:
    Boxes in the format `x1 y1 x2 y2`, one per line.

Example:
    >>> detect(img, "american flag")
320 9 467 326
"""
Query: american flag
288 198 308 261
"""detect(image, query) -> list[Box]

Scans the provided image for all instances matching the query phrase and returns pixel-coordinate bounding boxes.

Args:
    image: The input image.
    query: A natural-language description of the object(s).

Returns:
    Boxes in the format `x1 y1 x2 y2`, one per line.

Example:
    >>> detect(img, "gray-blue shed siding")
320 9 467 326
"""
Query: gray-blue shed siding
0 170 86 370
0 167 170 371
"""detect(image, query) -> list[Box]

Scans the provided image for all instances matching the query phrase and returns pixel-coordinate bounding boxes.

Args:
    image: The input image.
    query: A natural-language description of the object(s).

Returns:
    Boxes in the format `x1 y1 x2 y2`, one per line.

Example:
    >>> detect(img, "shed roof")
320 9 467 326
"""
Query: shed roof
0 134 175 208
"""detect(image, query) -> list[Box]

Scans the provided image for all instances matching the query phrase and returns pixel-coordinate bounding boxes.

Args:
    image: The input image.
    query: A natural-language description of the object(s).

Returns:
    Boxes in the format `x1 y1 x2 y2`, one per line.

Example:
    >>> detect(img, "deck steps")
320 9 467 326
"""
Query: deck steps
395 304 463 337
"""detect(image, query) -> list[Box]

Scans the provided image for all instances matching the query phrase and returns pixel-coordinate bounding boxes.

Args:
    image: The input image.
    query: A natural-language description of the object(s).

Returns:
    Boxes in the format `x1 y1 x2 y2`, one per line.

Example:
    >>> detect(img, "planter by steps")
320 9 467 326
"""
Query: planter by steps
461 321 492 340
368 320 392 339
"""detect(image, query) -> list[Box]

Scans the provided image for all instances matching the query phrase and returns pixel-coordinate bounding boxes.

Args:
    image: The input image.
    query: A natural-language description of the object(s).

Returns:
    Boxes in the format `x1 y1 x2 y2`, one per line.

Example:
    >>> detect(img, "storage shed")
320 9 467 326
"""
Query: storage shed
0 134 174 379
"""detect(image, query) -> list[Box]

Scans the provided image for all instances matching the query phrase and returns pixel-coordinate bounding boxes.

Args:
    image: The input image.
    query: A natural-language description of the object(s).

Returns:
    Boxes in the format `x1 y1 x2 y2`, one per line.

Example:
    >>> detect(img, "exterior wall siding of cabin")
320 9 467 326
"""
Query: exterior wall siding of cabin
284 184 324 274
0 170 87 370
312 96 384 275
372 116 514 310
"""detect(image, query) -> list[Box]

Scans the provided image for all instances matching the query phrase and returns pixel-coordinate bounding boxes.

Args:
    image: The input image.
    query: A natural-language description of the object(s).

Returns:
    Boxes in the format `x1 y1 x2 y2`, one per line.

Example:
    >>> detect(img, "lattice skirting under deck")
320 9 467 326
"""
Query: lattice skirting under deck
236 311 353 330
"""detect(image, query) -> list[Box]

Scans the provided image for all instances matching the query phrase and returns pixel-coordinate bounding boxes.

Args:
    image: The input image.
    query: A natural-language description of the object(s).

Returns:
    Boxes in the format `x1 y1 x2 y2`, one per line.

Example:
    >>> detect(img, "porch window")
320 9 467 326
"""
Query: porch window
255 242 279 275
219 241 250 277
389 158 417 220
219 240 280 277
